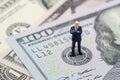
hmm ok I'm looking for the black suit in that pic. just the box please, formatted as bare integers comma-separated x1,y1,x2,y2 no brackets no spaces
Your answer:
70,26,82,55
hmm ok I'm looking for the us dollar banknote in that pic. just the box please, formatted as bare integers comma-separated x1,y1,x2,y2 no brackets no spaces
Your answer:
0,0,112,76
34,0,115,26
7,0,120,80
0,62,34,80
0,0,58,77
0,0,106,79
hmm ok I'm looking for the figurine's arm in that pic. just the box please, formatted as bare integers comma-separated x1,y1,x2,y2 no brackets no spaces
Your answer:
77,27,82,34
70,27,77,34
80,27,82,34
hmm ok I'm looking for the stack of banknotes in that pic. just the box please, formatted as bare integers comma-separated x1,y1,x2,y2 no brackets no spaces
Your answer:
0,0,119,80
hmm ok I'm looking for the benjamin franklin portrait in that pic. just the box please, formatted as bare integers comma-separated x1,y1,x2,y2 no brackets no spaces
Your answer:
94,5,120,80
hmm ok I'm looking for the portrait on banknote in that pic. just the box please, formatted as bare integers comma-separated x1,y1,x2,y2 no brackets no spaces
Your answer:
94,5,120,80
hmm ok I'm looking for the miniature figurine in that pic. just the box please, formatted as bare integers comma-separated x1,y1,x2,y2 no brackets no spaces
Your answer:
70,21,82,57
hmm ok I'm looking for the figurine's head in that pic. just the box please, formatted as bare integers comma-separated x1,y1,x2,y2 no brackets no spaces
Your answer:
94,6,120,65
74,21,79,27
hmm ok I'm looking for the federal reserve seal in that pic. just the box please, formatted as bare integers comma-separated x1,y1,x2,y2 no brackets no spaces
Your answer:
62,46,92,66
6,23,30,36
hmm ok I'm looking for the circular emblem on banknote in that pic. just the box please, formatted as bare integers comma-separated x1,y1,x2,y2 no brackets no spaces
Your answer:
6,23,30,36
61,46,92,66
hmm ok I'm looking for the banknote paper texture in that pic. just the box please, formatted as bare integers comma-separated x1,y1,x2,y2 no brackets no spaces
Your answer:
7,1,120,80
36,0,58,9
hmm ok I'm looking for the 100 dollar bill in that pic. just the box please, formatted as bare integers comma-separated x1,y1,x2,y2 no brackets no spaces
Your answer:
7,0,120,80
0,0,102,79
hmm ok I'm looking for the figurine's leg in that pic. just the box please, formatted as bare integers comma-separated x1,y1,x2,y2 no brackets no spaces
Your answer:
78,41,82,55
71,41,76,56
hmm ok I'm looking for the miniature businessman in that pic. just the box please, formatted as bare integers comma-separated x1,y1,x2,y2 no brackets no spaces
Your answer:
70,21,82,57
